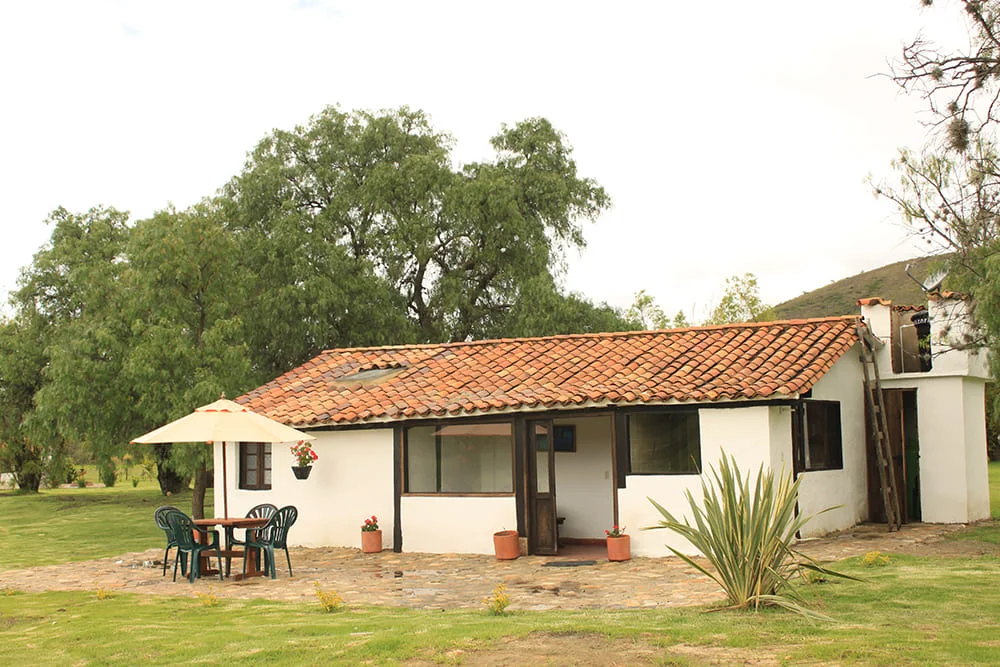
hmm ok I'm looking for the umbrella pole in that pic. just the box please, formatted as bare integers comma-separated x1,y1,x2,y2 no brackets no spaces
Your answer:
222,442,229,518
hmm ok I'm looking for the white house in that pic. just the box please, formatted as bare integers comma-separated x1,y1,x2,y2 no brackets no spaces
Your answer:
214,293,991,557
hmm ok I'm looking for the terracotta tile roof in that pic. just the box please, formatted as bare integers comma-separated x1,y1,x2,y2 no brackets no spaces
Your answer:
239,316,863,427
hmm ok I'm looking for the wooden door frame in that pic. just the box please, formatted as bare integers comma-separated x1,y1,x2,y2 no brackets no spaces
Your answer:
525,417,557,555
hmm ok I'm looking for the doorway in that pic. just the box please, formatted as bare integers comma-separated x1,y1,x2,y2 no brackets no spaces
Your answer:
526,419,558,555
867,389,920,522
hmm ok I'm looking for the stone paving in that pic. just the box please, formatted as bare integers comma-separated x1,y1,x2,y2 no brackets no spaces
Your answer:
0,522,973,611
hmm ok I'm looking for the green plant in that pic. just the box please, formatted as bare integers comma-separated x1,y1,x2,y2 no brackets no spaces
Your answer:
483,583,510,616
646,453,857,616
361,515,379,532
290,441,318,467
95,583,114,600
314,582,344,612
76,469,87,489
605,525,626,538
2,587,21,596
194,587,219,607
131,478,139,488
861,551,890,568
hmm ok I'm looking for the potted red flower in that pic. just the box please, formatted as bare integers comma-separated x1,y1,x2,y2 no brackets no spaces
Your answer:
290,441,318,479
361,515,382,553
605,525,630,561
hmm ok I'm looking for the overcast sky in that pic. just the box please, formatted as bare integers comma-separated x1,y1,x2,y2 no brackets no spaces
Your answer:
0,0,971,322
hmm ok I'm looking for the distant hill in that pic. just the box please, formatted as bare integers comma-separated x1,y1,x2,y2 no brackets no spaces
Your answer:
772,256,947,320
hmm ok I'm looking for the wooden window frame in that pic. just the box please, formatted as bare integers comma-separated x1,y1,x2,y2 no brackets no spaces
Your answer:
402,420,515,496
239,442,272,490
626,409,701,475
793,400,844,473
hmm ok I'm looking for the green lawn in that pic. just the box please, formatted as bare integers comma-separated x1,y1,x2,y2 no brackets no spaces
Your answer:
1,553,999,665
0,466,998,664
0,482,212,569
991,460,1000,518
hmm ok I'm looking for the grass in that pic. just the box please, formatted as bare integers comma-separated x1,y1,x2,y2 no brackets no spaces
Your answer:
1,554,999,664
0,482,212,569
0,464,998,664
772,255,941,319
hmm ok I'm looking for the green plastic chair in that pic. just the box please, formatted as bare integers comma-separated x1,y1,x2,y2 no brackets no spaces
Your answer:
153,505,187,577
166,510,224,583
243,505,298,579
226,503,278,576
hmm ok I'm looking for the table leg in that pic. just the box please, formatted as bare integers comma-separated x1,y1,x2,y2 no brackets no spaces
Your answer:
233,530,266,581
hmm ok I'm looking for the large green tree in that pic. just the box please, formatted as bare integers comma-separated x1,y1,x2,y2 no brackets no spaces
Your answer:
0,313,54,491
124,204,256,515
704,274,775,326
875,1,1000,456
223,106,612,346
12,207,134,488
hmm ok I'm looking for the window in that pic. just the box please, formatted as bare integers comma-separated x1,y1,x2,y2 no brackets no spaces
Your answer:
239,442,271,490
405,422,514,494
794,401,843,472
553,424,576,452
627,411,701,474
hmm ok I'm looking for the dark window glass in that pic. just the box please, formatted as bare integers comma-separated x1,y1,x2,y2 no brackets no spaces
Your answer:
628,411,701,474
405,422,513,494
795,401,843,472
239,442,272,490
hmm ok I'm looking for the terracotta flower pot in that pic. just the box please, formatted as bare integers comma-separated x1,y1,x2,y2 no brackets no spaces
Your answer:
607,535,631,561
493,530,520,560
361,529,383,553
292,465,312,480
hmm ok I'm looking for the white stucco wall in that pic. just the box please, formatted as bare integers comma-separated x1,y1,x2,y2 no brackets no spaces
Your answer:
401,496,517,554
619,350,870,557
621,406,774,558
964,379,991,520
214,428,395,549
797,348,869,536
880,375,991,524
553,415,615,539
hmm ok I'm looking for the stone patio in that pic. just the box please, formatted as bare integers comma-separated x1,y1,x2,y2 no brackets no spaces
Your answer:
0,522,975,611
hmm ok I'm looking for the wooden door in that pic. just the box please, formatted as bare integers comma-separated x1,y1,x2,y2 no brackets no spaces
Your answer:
527,419,558,555
867,389,915,522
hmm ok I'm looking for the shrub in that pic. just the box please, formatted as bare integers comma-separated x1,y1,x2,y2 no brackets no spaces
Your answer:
646,453,857,616
861,551,890,567
194,587,219,607
483,583,511,616
315,583,344,612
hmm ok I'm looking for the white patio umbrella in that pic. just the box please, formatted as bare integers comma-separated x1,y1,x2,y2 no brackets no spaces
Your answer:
132,397,315,516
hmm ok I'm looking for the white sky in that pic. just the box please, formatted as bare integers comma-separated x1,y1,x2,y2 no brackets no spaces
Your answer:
0,0,971,322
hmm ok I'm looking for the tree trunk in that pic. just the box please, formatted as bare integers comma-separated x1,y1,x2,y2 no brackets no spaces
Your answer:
15,470,42,492
191,463,210,519
154,444,188,495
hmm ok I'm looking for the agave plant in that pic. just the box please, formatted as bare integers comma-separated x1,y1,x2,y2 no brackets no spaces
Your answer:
646,453,857,616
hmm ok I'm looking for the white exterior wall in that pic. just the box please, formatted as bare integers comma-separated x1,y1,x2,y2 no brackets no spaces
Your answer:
401,496,516,554
620,406,773,558
619,350,869,557
797,348,869,536
553,415,615,539
878,374,991,523
965,379,991,520
862,295,990,524
214,429,395,548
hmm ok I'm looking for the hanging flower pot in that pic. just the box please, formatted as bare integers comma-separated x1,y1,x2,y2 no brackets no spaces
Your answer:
493,530,520,560
290,441,318,480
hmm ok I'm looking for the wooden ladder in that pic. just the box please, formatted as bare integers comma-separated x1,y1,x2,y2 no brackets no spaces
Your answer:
857,323,902,532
